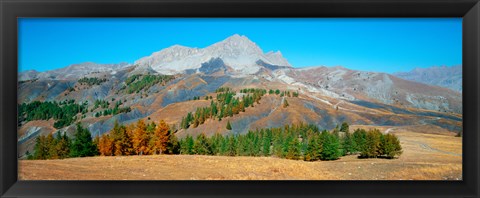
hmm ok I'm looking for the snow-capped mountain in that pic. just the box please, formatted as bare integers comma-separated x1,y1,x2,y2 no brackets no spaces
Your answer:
134,34,291,75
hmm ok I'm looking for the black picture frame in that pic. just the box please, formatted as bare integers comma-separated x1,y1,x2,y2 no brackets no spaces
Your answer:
1,0,479,197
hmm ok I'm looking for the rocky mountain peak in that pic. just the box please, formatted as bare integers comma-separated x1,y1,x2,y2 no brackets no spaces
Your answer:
206,34,263,55
149,44,199,59
134,34,293,75
265,50,291,66
221,34,255,46
266,50,282,56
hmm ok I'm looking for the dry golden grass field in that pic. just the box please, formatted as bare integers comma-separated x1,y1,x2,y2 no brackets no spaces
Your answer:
19,125,462,180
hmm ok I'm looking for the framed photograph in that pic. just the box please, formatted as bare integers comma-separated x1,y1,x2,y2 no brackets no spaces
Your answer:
1,0,479,197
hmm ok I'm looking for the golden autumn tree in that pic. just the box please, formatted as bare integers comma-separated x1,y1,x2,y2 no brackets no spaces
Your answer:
46,133,57,159
132,119,148,155
153,120,170,154
55,132,71,159
98,134,114,156
125,124,135,154
111,120,132,156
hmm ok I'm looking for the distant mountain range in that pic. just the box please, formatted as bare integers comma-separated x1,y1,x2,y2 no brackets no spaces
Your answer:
393,65,462,93
18,34,462,158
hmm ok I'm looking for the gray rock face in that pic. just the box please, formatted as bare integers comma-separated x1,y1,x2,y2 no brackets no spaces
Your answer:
18,80,75,103
87,108,147,137
264,51,291,66
134,34,292,75
199,58,229,75
393,65,462,92
161,75,230,107
256,60,291,71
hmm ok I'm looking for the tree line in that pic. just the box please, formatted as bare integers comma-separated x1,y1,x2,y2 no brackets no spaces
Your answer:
93,100,131,117
27,123,97,159
18,100,88,129
178,122,402,160
27,120,402,161
18,99,132,129
27,120,179,159
267,89,299,98
97,120,179,156
123,74,175,94
78,77,107,86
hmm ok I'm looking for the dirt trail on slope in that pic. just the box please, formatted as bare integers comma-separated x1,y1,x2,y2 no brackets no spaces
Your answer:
384,127,462,157
401,139,462,157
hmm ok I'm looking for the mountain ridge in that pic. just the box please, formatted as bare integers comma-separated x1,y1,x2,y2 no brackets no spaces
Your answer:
134,34,291,75
393,65,462,92
19,62,131,81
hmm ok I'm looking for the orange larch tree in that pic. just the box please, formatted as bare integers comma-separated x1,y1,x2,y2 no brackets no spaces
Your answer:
153,120,170,154
132,119,148,155
98,134,114,156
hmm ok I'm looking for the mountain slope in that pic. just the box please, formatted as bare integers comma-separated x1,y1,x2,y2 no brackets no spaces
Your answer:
281,66,462,114
17,34,463,158
393,65,462,92
19,62,131,81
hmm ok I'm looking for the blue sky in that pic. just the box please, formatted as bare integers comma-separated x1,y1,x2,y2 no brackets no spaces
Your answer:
18,18,462,73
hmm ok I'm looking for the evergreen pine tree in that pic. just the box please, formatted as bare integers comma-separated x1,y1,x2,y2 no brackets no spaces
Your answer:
193,133,211,155
70,123,98,157
180,135,194,155
227,135,237,156
286,137,302,160
261,131,272,156
304,133,321,161
226,121,232,130
380,133,403,158
342,131,357,155
166,131,180,154
340,122,349,133
359,129,382,158
353,129,367,153
319,131,341,160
